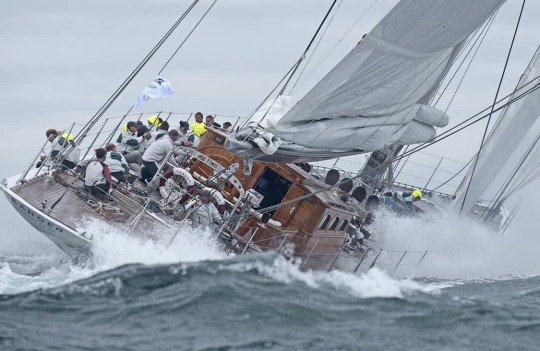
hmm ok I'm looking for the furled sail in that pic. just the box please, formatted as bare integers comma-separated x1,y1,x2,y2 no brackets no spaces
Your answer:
453,45,540,215
226,0,506,163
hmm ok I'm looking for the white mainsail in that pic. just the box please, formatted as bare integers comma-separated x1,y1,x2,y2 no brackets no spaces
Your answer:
226,0,506,163
453,46,540,215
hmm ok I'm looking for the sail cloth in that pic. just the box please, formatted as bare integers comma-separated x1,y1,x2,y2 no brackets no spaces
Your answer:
453,46,540,215
133,76,174,109
226,0,506,163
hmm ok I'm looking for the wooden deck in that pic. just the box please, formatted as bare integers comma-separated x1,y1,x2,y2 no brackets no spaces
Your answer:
12,171,165,235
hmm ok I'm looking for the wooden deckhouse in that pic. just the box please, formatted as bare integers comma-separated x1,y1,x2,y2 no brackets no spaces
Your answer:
191,128,362,270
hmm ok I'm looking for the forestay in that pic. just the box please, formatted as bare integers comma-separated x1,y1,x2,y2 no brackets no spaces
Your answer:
226,0,506,163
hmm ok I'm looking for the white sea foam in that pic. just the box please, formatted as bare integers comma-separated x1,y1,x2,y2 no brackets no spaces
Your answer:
0,218,226,294
369,204,540,279
0,261,95,295
225,255,425,298
87,218,225,267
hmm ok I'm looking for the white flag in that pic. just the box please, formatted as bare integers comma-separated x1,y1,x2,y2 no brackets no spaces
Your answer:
133,76,174,109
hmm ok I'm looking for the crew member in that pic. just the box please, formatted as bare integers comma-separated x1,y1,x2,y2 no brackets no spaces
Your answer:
147,115,163,132
412,189,422,202
190,112,206,147
205,115,221,128
39,129,80,170
175,121,193,147
222,121,232,132
84,148,112,198
189,190,223,229
104,143,130,185
140,129,180,183
191,112,206,137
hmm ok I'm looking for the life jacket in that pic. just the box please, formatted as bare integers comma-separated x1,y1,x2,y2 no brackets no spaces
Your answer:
191,122,207,137
61,132,74,141
148,115,162,129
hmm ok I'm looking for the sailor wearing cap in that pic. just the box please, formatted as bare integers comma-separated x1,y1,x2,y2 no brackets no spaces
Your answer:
188,190,223,229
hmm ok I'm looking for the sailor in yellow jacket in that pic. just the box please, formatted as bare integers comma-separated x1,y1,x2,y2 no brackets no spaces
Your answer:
190,112,207,147
191,112,206,137
147,115,163,132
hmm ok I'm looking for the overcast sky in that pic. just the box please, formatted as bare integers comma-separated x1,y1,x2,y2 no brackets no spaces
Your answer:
1,0,539,249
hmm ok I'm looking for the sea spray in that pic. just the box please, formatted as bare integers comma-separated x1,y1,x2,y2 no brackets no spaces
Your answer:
371,206,538,278
86,218,226,267
0,218,226,295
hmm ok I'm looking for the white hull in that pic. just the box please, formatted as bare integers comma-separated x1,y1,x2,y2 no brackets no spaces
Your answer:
1,177,91,257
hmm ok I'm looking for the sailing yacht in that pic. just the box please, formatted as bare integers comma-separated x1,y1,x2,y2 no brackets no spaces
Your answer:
2,0,535,271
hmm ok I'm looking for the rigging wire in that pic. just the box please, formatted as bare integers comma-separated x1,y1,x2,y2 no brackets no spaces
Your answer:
459,0,526,213
287,0,345,95
289,0,381,97
431,158,473,192
301,7,502,154
100,0,219,148
276,0,339,97
74,0,201,148
159,0,218,75
225,77,540,219
400,78,540,161
240,0,340,129
481,132,540,220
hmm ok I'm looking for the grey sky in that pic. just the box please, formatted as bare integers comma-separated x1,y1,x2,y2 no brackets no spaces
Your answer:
1,0,538,250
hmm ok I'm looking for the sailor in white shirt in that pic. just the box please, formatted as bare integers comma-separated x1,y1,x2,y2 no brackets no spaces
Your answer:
39,129,81,170
140,130,180,182
118,121,143,154
151,121,170,141
104,143,130,184
84,148,112,198
189,190,223,229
